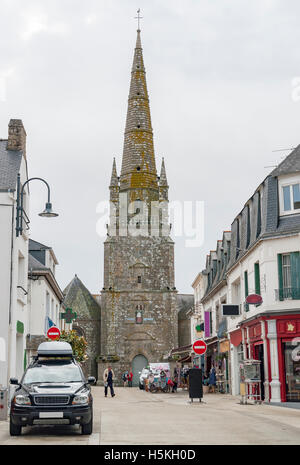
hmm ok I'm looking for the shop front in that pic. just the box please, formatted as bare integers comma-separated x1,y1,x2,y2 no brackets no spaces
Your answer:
229,328,244,395
216,339,230,393
240,318,267,401
276,315,300,402
239,313,300,403
204,336,218,376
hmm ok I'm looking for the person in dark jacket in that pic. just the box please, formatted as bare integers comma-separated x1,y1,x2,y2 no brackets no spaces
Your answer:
103,366,116,397
209,365,216,393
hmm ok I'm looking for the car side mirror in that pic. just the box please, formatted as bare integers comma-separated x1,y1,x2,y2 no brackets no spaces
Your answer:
87,376,96,385
10,378,19,385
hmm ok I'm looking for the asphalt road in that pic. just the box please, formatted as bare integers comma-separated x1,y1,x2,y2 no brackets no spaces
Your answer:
1,386,300,445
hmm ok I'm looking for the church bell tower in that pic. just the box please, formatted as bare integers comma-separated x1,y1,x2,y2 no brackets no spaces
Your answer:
98,26,178,385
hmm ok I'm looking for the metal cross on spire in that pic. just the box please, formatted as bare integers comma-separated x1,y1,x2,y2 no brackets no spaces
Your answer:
135,8,143,30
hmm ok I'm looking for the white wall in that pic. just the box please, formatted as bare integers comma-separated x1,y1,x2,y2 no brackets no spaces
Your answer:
226,233,300,335
0,192,14,387
28,276,62,336
0,157,30,387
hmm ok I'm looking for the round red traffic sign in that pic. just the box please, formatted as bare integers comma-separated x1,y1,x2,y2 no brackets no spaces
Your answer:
246,294,263,305
47,326,61,340
193,340,207,355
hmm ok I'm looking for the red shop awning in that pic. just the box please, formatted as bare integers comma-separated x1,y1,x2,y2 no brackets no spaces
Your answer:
230,329,242,347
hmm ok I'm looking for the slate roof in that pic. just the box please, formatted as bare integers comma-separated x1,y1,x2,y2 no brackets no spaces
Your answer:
177,294,194,319
28,253,48,271
63,275,101,321
29,239,51,251
0,140,22,191
271,144,300,176
202,145,300,300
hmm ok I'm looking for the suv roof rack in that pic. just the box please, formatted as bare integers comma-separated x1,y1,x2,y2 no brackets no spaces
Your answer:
37,341,73,358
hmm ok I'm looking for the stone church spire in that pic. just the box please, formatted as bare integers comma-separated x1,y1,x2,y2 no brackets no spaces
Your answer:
109,157,119,203
159,157,168,201
159,158,168,187
120,29,158,192
109,157,118,187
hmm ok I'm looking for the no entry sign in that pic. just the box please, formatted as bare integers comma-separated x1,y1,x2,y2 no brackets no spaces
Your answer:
47,327,61,340
193,340,207,355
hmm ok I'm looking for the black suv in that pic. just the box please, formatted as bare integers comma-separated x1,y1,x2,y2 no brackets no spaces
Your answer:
9,341,95,436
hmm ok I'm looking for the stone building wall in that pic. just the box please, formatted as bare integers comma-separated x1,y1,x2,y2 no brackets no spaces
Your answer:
99,236,177,385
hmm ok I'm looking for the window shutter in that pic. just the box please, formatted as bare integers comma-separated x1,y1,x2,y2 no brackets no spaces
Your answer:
254,263,261,295
277,254,283,301
244,271,249,311
290,252,300,299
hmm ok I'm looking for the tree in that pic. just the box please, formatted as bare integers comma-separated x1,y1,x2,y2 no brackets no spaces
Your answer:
59,330,88,364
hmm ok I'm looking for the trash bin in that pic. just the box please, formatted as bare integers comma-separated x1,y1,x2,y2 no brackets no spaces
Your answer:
188,368,203,402
0,388,8,421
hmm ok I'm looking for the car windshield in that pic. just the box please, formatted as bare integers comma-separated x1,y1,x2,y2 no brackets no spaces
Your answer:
22,362,83,384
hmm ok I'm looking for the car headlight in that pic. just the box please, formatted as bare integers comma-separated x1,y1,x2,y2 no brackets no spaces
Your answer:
72,392,89,405
14,394,31,406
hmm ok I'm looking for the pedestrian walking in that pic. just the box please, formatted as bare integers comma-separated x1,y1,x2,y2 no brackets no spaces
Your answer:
209,364,216,393
128,370,133,387
122,370,128,387
103,365,116,397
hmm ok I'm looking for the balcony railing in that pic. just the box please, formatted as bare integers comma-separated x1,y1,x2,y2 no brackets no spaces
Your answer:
275,287,300,301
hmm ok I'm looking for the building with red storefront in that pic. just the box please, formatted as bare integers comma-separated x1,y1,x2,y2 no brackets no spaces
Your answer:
195,145,300,403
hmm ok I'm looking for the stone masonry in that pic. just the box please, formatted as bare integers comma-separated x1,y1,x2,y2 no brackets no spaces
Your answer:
98,29,178,385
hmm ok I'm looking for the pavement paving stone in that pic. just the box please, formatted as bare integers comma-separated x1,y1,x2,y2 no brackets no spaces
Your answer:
0,386,300,445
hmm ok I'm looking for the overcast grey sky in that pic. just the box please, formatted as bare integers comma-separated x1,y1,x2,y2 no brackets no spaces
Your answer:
1,0,300,294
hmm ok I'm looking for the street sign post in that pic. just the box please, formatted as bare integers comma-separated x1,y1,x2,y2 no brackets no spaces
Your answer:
47,327,61,340
193,339,207,356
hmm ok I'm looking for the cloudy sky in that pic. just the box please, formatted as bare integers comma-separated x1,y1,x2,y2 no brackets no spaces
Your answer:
1,0,300,294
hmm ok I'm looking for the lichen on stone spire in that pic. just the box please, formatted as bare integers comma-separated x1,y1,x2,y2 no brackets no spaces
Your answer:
120,28,158,192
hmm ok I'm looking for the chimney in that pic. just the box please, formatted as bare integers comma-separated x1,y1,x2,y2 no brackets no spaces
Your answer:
7,119,27,159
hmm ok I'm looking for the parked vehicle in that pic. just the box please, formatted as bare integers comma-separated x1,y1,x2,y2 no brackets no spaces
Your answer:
9,341,95,436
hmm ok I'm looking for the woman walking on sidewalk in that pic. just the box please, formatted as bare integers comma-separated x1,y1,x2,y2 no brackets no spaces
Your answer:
103,365,116,397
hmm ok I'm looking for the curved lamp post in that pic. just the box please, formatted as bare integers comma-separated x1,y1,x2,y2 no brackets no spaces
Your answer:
16,174,58,236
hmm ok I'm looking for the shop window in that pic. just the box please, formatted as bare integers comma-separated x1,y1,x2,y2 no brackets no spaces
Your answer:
284,342,300,401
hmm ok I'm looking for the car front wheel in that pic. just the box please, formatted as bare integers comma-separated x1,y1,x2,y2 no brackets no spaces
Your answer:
10,419,22,436
82,416,93,435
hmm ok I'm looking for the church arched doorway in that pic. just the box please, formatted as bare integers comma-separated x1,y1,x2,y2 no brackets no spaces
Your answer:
132,354,148,387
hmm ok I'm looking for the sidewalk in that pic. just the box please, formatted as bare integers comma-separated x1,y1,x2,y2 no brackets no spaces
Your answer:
1,387,300,445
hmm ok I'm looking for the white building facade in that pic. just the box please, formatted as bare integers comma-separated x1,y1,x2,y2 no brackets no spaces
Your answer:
26,239,67,362
194,146,300,403
0,120,29,386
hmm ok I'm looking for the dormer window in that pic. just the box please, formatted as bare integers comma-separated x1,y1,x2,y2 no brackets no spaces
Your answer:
283,183,300,213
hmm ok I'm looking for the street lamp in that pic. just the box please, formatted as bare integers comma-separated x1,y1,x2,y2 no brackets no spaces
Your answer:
16,174,58,236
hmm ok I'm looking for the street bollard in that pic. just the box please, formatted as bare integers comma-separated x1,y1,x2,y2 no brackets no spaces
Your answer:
240,382,247,405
